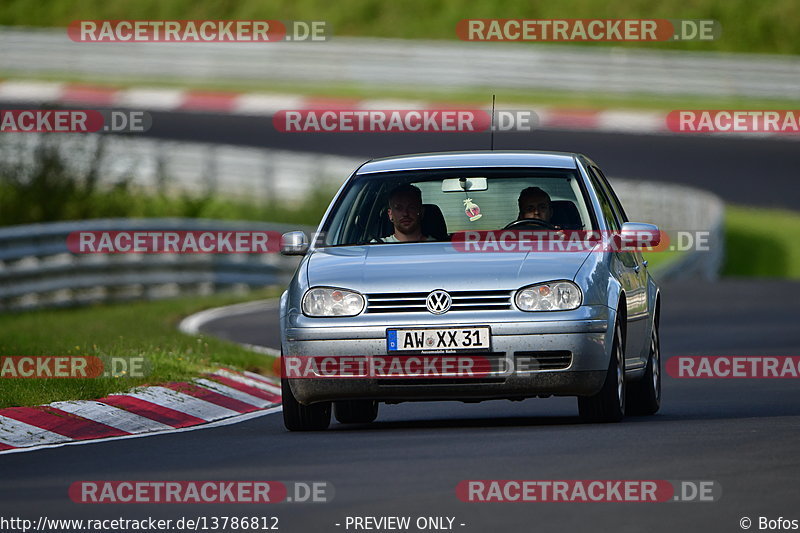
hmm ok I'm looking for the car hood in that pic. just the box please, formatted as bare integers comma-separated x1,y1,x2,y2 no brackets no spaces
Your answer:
306,243,592,293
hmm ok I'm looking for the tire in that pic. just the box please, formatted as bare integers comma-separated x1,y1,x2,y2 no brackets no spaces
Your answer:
578,320,625,423
625,321,661,416
334,400,379,424
281,378,331,431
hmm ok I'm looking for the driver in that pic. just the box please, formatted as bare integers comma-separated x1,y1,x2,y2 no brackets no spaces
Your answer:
381,184,436,243
517,186,554,222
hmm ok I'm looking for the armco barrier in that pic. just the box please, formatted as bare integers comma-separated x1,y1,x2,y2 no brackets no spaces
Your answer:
0,218,309,311
0,134,358,205
611,179,724,281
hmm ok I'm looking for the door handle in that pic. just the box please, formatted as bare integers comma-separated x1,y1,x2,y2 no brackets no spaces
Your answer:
633,265,641,273
642,260,648,268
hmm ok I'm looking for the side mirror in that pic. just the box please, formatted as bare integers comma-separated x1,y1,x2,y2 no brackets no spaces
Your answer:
619,222,661,250
280,231,309,256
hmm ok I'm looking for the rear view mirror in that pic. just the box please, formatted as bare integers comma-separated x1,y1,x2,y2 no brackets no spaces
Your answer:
442,177,487,192
620,222,661,249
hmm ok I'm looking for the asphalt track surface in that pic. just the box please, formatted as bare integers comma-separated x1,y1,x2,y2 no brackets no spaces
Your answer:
2,108,799,532
2,280,799,533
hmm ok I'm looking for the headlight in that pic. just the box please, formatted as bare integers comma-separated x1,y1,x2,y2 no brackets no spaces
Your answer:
302,287,365,317
515,281,582,311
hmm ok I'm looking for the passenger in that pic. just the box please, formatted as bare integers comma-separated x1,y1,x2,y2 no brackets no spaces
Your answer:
382,184,435,243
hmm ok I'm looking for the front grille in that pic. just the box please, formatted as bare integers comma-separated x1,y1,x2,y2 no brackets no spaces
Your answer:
513,351,572,371
366,290,512,313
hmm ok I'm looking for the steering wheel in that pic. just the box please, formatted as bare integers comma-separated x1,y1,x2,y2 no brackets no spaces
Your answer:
503,218,557,230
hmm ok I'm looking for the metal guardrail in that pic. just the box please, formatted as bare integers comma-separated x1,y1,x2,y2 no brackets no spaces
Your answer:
0,218,308,311
611,179,725,281
0,133,359,205
2,27,799,99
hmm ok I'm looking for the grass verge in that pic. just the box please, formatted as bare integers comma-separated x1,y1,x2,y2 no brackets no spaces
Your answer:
723,205,800,279
642,248,685,274
0,289,281,408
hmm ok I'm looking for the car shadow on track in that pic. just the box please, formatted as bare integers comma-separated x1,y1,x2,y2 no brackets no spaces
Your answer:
328,415,592,431
320,408,800,432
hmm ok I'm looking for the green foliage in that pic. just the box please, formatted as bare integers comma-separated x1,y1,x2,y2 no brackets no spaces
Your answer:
0,135,334,228
0,0,798,54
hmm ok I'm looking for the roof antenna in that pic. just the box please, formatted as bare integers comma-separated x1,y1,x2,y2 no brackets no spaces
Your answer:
490,94,496,151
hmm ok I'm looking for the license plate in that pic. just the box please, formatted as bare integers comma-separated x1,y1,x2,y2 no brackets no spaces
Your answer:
387,327,491,353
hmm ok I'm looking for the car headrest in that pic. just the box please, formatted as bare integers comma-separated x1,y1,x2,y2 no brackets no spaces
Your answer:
421,204,448,241
379,207,393,238
550,200,583,230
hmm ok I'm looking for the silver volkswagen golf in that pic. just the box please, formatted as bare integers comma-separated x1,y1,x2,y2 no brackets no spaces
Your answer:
279,151,661,430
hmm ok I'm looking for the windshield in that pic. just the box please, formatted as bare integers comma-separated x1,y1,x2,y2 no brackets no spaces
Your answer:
321,168,596,246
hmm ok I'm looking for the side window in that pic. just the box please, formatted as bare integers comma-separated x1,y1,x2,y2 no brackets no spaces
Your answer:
589,165,639,267
586,167,620,231
592,166,629,223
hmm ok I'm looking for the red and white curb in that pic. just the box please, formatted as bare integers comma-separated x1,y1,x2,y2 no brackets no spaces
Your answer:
0,79,670,135
0,368,281,455
5,79,796,139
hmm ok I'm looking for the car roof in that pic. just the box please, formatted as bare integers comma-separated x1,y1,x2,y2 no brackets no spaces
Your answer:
357,151,580,175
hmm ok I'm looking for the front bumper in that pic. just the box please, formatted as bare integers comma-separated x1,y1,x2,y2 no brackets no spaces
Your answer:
283,306,612,404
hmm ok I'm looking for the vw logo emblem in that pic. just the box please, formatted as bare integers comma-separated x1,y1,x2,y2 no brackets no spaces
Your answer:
426,290,451,314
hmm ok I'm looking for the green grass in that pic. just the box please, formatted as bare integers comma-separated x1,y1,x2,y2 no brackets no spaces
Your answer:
642,248,684,272
646,205,800,279
1,0,799,55
3,70,800,113
723,205,800,279
0,290,281,408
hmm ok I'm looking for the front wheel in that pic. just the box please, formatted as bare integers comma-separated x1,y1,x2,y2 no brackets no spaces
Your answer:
578,321,625,423
282,378,331,431
625,321,661,416
334,400,379,424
